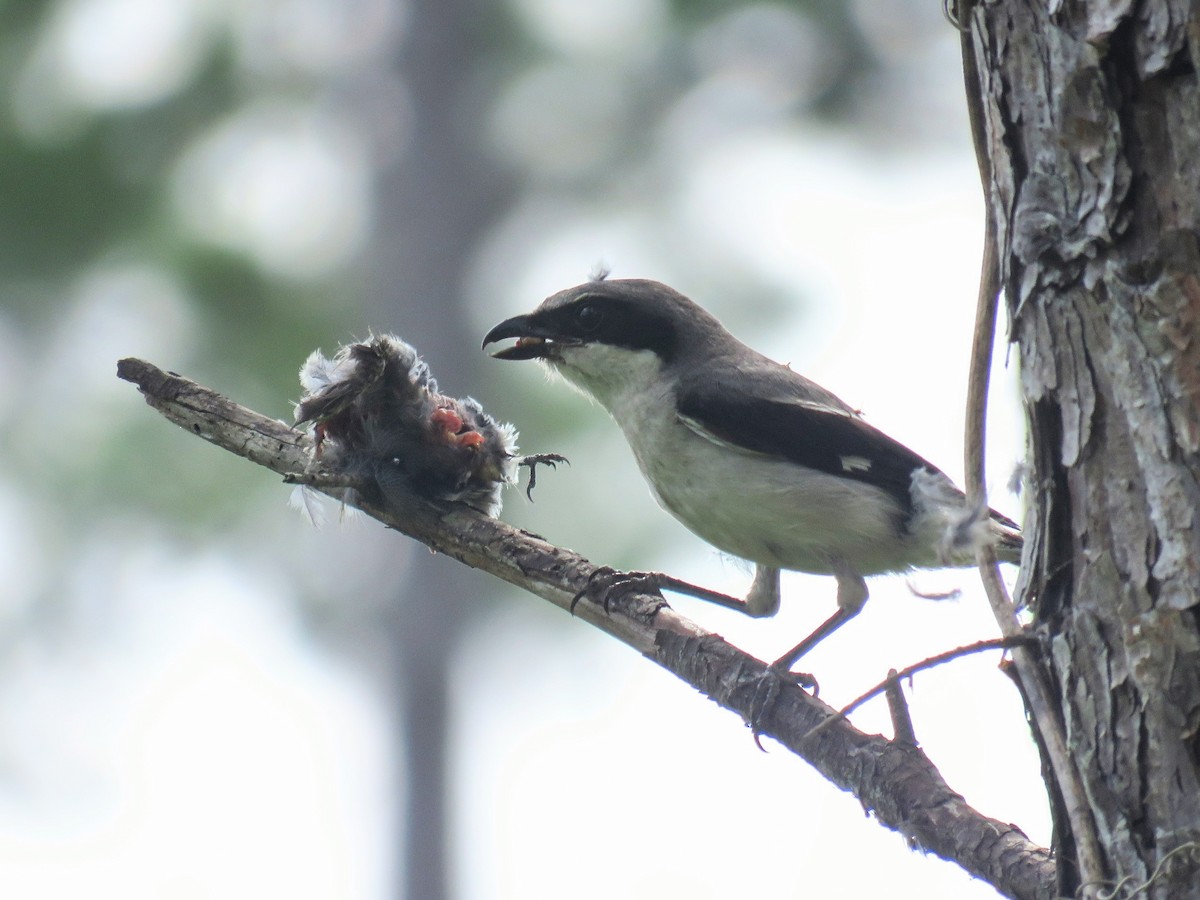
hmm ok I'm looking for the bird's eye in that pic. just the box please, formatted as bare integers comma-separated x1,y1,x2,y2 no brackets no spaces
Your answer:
576,303,603,332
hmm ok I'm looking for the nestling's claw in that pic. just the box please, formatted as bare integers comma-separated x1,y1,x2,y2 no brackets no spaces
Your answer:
518,453,569,501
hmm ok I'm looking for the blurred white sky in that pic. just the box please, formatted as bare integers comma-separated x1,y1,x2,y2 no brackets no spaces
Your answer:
0,1,1047,898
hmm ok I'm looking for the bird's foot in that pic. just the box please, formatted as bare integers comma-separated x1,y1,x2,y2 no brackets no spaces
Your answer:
517,453,569,500
746,665,783,750
742,660,819,751
768,658,820,694
570,566,664,615
744,664,815,747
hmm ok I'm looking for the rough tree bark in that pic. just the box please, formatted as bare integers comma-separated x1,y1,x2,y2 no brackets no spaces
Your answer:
962,1,1200,896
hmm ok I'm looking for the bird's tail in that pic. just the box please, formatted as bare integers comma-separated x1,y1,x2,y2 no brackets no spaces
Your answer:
988,510,1024,565
940,504,1023,567
910,469,1023,567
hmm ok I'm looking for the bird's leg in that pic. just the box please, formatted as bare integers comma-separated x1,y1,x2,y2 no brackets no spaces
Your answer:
570,565,779,617
571,568,738,614
650,564,782,615
772,571,869,673
743,565,782,617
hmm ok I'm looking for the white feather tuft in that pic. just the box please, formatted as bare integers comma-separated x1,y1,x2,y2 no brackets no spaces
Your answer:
910,468,998,565
298,347,355,393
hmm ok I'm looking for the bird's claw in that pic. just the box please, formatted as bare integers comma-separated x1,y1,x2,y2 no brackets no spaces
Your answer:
518,453,569,501
746,668,782,751
746,663,819,751
569,566,663,615
770,662,819,694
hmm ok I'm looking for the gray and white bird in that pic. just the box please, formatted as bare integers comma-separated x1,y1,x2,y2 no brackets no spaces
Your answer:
482,277,1021,672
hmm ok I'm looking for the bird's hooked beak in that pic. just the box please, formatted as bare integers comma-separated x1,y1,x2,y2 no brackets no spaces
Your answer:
482,313,578,361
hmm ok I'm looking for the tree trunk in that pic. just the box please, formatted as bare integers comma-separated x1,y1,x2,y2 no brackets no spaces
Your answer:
965,1,1200,896
369,1,514,898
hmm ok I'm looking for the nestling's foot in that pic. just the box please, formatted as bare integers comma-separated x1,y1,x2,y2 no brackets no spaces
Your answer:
517,453,569,500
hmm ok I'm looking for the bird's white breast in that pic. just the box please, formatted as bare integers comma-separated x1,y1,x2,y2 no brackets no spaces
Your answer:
567,349,917,578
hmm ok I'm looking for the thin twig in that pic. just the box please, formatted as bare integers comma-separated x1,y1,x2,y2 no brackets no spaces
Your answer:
804,636,1037,741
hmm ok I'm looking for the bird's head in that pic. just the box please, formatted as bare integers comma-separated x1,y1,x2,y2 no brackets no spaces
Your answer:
482,278,727,406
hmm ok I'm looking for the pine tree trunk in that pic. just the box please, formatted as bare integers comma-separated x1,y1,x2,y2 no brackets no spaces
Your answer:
964,2,1200,896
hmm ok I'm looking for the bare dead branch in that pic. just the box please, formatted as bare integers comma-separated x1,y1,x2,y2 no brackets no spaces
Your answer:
118,356,1056,900
806,636,1040,745
885,669,918,747
873,638,1037,716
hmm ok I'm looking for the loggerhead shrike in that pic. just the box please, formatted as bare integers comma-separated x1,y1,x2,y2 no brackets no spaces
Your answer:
482,276,1021,672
